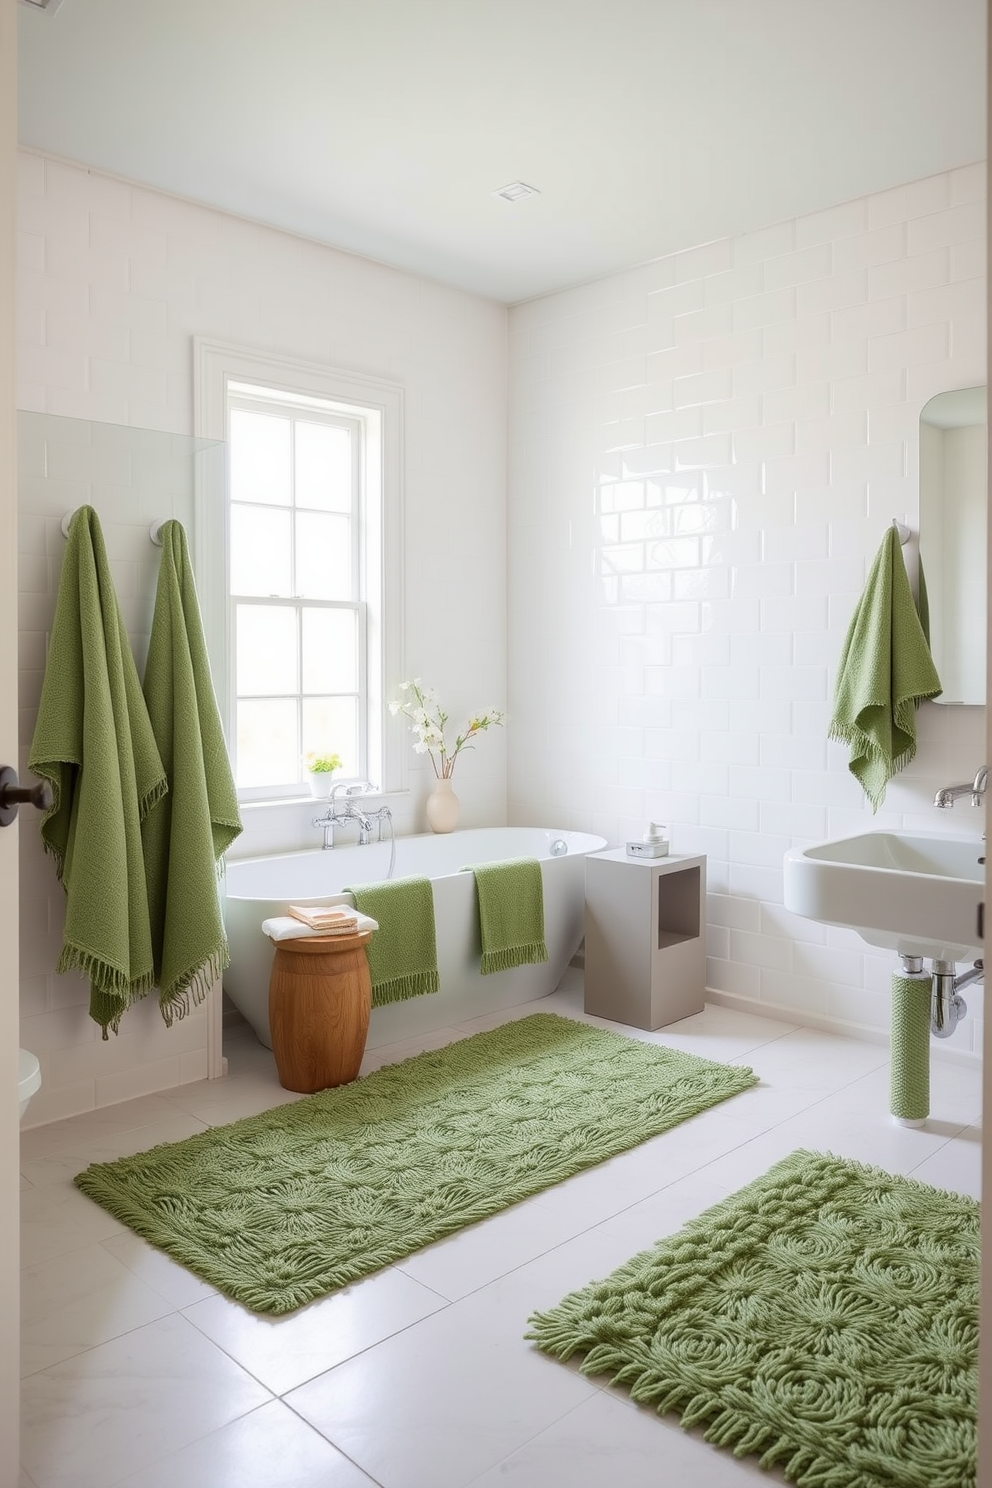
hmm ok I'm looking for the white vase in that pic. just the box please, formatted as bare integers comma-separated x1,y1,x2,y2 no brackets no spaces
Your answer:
308,772,335,798
426,777,460,833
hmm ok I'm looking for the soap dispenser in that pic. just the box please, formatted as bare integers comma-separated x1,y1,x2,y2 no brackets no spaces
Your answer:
625,822,669,859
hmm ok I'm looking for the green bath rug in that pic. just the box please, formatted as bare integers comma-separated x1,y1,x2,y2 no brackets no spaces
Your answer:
75,1012,756,1315
527,1149,979,1488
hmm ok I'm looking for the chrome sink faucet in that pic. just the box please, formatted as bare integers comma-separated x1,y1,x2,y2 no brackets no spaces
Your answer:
312,782,384,849
934,765,989,808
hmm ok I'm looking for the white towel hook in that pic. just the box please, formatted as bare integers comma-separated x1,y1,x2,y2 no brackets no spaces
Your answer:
891,519,911,545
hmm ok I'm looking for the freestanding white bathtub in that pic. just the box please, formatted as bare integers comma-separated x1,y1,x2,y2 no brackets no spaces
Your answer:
223,826,607,1050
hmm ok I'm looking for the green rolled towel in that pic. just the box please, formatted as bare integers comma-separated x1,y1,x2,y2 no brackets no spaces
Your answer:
828,525,942,810
345,877,440,1006
28,506,167,1038
890,970,931,1124
460,857,549,976
141,520,243,1026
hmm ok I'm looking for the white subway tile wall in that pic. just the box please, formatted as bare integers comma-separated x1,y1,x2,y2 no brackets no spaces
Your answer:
507,161,987,1057
16,150,508,1123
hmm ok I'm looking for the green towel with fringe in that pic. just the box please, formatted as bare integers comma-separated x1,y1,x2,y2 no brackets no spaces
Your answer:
828,526,942,811
345,877,439,1005
28,506,167,1038
141,521,243,1027
461,857,549,976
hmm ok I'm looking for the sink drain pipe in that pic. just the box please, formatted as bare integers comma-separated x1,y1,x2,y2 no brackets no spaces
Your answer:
931,959,980,1039
890,957,931,1128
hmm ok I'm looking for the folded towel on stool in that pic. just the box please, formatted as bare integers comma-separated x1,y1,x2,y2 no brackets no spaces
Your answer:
288,904,359,931
262,913,378,942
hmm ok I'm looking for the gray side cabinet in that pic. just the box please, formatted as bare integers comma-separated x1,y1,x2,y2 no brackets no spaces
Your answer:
583,849,707,1030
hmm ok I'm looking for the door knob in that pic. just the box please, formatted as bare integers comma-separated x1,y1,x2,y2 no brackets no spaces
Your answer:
0,766,54,827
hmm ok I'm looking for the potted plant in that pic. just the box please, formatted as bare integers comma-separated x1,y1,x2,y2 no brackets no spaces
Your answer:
303,751,342,798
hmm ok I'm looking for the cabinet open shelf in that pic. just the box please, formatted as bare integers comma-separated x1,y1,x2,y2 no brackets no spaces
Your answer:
584,850,706,1031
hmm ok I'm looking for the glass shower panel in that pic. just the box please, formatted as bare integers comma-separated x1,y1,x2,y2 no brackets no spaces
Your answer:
17,411,228,727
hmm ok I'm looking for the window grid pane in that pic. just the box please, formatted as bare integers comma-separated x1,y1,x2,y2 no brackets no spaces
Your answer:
301,607,358,694
302,696,359,779
295,421,353,513
230,505,293,597
235,604,299,696
229,408,291,506
237,698,299,787
295,511,353,600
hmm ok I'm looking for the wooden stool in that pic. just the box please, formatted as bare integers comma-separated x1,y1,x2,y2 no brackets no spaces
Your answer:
266,930,374,1093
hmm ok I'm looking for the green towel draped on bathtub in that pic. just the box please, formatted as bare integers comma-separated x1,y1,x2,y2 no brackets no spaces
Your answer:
345,877,440,1006
460,857,549,976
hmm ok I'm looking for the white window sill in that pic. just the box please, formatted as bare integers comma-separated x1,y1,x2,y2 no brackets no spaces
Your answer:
239,790,411,814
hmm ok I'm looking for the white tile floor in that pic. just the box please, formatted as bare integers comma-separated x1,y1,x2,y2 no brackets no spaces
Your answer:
19,972,983,1488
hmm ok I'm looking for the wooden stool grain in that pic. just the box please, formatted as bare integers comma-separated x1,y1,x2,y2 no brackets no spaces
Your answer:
266,929,374,1093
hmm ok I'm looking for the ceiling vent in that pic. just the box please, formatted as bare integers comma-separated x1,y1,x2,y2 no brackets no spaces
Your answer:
19,0,66,12
492,181,540,203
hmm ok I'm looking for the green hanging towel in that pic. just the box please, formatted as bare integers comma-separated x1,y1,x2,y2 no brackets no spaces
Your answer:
141,520,243,1026
460,857,549,976
828,525,942,810
28,506,167,1038
345,877,440,1006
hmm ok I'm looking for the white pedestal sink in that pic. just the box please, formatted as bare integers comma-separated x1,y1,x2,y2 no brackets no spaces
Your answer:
783,831,984,963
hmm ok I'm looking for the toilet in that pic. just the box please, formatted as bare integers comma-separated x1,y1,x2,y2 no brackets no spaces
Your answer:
19,1048,41,1122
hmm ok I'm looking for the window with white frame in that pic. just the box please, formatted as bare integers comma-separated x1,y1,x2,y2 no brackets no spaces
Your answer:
229,384,366,791
195,341,405,802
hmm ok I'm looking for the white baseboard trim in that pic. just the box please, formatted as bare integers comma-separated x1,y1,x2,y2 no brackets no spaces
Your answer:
705,987,983,1070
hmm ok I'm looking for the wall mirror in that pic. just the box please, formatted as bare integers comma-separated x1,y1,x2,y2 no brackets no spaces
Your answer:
919,385,987,706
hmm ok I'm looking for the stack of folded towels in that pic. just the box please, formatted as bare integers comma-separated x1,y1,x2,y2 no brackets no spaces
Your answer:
288,905,360,934
261,905,378,941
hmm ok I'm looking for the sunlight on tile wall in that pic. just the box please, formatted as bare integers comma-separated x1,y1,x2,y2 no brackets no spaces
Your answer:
507,164,987,1057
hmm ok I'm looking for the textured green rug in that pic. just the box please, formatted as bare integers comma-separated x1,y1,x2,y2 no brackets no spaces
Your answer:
527,1149,979,1488
74,1012,755,1315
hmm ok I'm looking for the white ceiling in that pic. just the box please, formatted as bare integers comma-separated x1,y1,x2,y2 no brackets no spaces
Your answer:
17,0,987,305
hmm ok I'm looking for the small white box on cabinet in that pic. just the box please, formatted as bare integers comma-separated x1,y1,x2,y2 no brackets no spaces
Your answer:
584,849,706,1030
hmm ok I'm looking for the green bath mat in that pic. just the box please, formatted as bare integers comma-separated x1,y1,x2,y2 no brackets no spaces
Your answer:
528,1149,979,1488
75,1013,756,1315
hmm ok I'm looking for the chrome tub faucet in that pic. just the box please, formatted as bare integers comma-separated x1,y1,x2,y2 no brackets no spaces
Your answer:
313,782,390,849
934,765,989,808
